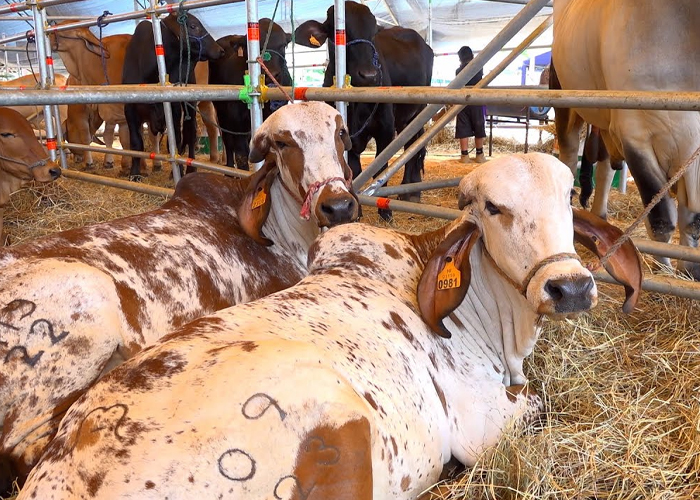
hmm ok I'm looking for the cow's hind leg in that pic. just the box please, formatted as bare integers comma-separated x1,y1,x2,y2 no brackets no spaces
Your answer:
676,199,700,280
624,145,677,268
124,104,145,180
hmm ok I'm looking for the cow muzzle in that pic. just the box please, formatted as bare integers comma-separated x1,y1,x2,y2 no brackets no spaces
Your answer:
315,189,360,227
527,259,598,316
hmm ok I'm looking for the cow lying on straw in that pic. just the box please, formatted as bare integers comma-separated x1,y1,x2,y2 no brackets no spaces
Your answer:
0,107,62,246
0,102,360,493
18,153,641,500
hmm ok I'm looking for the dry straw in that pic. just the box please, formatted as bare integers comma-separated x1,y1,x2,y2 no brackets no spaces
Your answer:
4,145,699,499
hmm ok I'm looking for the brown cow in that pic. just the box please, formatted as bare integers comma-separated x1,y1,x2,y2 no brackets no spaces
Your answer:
0,108,62,245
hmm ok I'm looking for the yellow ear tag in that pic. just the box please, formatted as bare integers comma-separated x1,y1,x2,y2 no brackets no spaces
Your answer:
437,259,461,291
309,35,321,46
251,189,267,210
237,46,244,57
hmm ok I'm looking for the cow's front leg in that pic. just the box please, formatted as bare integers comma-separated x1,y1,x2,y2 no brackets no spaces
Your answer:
124,104,144,180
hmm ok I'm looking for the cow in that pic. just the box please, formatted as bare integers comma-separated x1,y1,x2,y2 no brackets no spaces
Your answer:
552,0,700,278
122,12,224,180
0,107,62,246
0,102,360,493
208,18,292,170
49,27,133,171
194,62,221,164
296,1,434,204
0,74,68,133
62,77,104,169
17,153,642,500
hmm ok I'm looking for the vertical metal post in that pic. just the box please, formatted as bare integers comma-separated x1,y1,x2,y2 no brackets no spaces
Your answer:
354,0,552,190
619,161,628,193
40,7,67,168
149,0,181,182
31,1,57,162
246,0,263,170
427,0,433,47
334,0,348,124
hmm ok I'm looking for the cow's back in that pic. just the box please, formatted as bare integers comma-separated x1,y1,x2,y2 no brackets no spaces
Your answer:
376,27,433,87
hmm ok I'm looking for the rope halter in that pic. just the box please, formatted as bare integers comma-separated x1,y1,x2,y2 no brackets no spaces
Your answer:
482,247,581,297
0,153,51,171
279,175,353,221
345,39,383,139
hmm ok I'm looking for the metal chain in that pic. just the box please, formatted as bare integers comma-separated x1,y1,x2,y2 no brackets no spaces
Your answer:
599,142,700,266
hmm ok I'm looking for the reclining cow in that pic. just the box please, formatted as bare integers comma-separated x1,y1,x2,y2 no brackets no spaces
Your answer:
18,153,641,500
0,102,360,493
0,107,62,246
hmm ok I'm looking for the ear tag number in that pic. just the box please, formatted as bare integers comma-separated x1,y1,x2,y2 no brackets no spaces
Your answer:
437,258,461,291
309,35,321,46
252,189,267,210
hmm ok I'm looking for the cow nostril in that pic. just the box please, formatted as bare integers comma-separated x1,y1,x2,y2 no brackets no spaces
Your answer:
49,168,62,179
358,69,377,82
544,280,564,302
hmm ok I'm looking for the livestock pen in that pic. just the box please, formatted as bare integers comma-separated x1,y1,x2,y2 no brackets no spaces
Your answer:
1,0,700,498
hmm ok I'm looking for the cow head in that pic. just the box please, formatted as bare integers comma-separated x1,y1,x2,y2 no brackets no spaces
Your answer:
49,24,110,78
0,108,61,185
216,19,292,86
162,12,224,62
418,153,642,337
295,1,383,86
237,102,361,245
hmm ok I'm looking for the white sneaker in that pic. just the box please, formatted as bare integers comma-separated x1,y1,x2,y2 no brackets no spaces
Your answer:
474,153,488,163
460,154,471,163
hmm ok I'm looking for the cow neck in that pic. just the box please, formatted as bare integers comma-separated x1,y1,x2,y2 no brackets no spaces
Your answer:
262,179,319,268
441,240,540,386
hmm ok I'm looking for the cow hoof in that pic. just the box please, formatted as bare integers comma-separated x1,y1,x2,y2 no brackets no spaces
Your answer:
378,208,394,222
398,193,421,204
82,163,95,172
129,174,145,183
103,162,114,170
152,164,163,173
678,261,700,281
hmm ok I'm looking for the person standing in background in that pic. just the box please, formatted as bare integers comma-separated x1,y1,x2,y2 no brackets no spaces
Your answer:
455,46,488,163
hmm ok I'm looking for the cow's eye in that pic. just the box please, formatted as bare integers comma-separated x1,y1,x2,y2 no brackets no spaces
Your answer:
485,200,500,215
190,24,197,30
275,141,287,149
339,129,346,138
0,132,14,138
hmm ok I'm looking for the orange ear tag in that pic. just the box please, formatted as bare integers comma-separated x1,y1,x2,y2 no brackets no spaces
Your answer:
309,35,321,47
251,189,267,209
437,259,461,290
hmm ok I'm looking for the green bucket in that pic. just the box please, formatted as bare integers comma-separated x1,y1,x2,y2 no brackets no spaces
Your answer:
197,136,223,155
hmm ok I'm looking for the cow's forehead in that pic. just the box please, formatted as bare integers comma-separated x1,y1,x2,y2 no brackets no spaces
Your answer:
267,102,339,137
465,153,573,206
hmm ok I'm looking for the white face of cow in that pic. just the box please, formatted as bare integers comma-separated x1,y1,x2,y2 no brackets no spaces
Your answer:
248,102,360,228
459,153,597,315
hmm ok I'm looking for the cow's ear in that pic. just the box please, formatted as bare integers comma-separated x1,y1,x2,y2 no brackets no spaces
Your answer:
572,208,642,313
417,220,481,338
249,129,272,164
237,160,279,246
79,33,110,59
294,20,329,48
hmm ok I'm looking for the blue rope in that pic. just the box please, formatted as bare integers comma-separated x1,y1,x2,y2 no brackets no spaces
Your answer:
346,39,382,138
97,10,112,85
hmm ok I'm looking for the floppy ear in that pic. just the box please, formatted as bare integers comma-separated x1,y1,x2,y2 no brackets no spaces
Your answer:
79,32,110,58
249,129,272,164
417,220,481,338
294,20,329,48
237,160,279,246
572,208,642,313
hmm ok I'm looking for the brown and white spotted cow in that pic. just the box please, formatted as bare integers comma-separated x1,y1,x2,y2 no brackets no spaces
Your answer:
19,153,642,500
0,107,62,246
0,102,360,492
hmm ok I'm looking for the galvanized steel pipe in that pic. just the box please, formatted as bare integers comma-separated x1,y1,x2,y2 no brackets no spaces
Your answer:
62,169,175,198
246,0,263,157
372,177,462,197
334,0,348,124
351,0,552,190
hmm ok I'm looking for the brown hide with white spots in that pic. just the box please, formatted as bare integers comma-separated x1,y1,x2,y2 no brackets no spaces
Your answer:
18,154,641,500
0,107,61,246
0,102,359,491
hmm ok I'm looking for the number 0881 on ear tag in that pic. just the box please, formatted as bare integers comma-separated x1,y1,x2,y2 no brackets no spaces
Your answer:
437,259,461,290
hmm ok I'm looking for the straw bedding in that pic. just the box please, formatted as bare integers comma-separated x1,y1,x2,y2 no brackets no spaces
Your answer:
2,140,699,500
